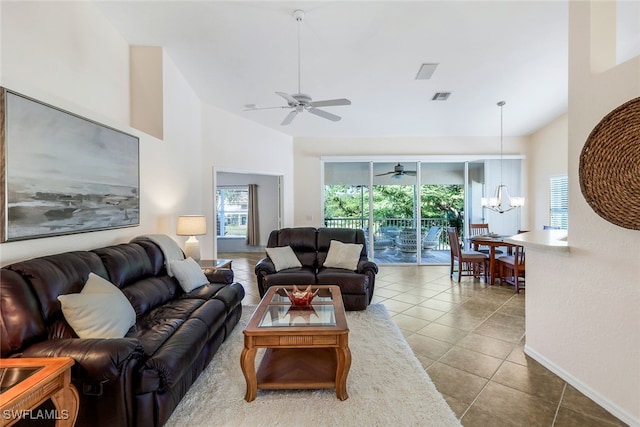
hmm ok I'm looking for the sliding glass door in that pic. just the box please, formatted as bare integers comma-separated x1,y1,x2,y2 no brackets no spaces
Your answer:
324,161,464,265
323,158,521,265
369,162,418,263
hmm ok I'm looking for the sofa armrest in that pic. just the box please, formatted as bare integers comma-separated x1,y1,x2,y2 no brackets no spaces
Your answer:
255,257,276,275
357,259,379,275
22,338,144,383
204,268,234,284
254,257,276,297
358,259,379,305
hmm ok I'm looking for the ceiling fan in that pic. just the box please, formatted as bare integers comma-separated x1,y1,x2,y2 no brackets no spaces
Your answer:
375,163,417,179
244,9,351,126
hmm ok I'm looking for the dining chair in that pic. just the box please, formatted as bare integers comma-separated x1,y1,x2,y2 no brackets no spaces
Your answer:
447,227,488,282
469,223,503,255
497,245,525,293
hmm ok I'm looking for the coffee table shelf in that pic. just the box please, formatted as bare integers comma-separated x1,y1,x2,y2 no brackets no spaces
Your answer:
256,348,337,389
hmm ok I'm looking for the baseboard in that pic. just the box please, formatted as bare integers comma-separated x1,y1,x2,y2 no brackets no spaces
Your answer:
524,345,639,427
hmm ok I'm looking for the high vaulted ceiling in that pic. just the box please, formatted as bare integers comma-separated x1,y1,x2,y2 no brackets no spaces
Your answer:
96,1,568,138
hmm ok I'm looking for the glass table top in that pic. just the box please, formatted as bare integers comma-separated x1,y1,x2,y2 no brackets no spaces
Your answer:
0,367,43,394
259,287,337,327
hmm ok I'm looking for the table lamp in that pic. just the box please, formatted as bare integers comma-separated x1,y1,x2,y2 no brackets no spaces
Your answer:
176,215,207,261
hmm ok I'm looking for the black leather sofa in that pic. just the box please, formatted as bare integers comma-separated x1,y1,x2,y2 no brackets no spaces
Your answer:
0,237,244,427
255,227,378,310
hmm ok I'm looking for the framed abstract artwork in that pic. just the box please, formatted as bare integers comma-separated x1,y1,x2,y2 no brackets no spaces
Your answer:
0,88,139,242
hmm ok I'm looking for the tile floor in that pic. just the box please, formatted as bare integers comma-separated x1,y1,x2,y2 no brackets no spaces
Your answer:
224,252,627,427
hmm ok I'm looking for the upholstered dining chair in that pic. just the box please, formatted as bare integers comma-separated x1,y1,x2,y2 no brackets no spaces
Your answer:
497,245,526,293
447,227,488,282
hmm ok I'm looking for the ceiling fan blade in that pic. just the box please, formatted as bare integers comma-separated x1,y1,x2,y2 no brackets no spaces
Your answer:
375,172,395,176
310,98,351,108
308,107,341,122
243,105,288,111
276,92,299,106
405,171,417,176
281,110,298,126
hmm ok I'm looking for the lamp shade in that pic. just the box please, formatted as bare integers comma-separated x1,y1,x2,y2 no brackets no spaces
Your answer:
176,215,207,236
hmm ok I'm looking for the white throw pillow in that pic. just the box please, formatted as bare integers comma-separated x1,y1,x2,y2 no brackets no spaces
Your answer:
170,257,209,292
266,246,302,272
57,273,136,339
323,240,363,271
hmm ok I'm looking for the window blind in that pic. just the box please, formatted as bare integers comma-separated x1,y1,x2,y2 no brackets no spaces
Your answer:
549,175,568,229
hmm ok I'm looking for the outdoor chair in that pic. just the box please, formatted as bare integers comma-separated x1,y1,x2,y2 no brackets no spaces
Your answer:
422,226,442,255
447,227,488,282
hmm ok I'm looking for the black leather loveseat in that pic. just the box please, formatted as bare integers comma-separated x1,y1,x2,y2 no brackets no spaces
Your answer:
255,227,378,310
0,236,244,427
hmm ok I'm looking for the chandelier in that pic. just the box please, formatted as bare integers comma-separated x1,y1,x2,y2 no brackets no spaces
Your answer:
481,101,524,213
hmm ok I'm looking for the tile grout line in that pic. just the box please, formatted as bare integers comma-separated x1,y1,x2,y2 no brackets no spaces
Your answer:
448,291,524,422
551,383,567,426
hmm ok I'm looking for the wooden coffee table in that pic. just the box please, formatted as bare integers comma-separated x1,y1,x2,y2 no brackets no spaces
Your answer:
0,357,79,427
240,285,351,402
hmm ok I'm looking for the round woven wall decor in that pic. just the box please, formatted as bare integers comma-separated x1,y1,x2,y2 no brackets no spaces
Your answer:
579,97,640,230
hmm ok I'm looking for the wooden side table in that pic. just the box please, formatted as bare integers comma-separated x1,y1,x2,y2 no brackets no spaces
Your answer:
0,357,79,427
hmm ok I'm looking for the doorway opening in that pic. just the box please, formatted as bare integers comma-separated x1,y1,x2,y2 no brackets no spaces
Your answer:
215,171,282,254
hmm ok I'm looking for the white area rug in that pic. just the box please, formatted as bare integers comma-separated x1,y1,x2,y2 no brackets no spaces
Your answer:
166,304,461,426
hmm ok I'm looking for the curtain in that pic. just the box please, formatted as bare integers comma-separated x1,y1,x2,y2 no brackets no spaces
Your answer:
246,184,259,245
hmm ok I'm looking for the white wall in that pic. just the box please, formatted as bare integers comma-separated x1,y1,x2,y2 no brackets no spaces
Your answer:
293,136,528,227
200,103,293,258
528,114,568,231
524,2,640,425
0,1,293,266
0,1,139,264
482,159,524,236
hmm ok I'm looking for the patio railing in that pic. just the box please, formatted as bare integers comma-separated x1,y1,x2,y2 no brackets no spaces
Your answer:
324,217,452,250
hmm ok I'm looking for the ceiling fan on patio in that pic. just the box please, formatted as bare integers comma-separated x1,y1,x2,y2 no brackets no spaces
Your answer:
243,9,351,126
375,163,417,179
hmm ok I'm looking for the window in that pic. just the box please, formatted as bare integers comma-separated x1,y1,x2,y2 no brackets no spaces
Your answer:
549,175,568,229
216,187,248,237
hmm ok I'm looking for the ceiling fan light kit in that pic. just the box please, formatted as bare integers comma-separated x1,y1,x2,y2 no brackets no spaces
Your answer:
245,9,351,126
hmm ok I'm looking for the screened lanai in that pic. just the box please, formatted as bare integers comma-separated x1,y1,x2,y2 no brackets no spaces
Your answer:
322,158,523,265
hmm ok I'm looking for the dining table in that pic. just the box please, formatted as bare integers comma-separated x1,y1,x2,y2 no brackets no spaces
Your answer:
469,235,516,285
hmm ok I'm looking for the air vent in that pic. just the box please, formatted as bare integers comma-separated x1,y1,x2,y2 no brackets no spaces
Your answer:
432,92,451,101
415,63,439,80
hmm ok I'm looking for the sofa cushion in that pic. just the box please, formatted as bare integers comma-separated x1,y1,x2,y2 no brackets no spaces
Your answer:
266,246,302,271
316,269,369,295
133,298,227,392
170,258,208,292
181,282,245,315
323,240,363,271
267,227,318,267
262,267,317,287
58,273,136,339
317,228,367,266
0,269,47,357
6,251,108,323
133,238,168,276
92,244,154,288
120,276,178,317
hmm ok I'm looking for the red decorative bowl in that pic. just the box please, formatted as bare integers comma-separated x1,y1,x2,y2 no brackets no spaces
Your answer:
284,285,319,306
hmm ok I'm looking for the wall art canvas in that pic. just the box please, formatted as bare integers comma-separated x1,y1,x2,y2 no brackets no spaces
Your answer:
0,88,139,241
